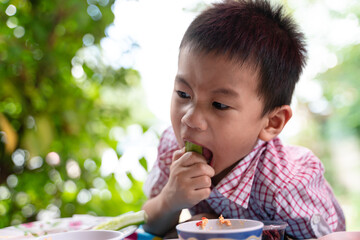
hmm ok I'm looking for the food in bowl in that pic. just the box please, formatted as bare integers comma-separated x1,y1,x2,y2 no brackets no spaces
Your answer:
195,215,232,230
218,214,232,226
196,217,209,229
177,218,264,240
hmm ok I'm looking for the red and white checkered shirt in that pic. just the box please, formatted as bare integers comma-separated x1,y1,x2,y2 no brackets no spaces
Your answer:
144,127,346,239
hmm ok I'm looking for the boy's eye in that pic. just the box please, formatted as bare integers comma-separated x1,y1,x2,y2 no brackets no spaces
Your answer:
212,101,229,110
176,90,190,99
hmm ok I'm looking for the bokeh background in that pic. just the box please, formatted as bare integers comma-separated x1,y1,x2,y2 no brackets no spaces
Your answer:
1,0,360,231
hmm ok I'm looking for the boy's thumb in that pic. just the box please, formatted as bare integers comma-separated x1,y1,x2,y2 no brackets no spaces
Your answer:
172,147,185,162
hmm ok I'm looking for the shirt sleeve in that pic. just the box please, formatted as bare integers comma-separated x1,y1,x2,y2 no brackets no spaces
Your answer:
143,127,179,198
273,147,346,239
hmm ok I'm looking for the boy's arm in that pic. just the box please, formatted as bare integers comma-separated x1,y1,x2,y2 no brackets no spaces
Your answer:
142,148,215,236
142,192,182,236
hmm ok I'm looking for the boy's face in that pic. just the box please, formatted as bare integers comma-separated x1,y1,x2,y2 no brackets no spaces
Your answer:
171,47,269,177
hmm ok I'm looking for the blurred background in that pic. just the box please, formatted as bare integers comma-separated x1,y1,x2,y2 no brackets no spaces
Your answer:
0,0,359,231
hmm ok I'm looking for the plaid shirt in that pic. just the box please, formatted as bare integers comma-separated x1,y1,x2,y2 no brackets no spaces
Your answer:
144,127,346,239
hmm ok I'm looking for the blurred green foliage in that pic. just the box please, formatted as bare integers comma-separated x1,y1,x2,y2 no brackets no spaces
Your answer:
319,44,360,138
317,43,360,230
0,0,154,227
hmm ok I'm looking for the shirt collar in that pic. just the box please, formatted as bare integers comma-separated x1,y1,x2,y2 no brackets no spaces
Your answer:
214,139,267,209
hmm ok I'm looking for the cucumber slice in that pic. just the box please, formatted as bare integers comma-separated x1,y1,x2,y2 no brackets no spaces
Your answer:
185,141,203,154
93,210,147,231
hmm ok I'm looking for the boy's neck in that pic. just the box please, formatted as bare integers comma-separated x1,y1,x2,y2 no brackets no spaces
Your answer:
211,159,242,186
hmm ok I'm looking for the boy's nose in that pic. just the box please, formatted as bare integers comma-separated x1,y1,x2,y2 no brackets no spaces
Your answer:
181,106,207,131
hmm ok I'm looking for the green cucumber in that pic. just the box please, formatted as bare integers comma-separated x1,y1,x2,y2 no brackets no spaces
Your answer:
93,210,147,231
185,141,203,154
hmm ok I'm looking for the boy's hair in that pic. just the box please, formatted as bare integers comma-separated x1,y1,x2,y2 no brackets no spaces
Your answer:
180,0,307,115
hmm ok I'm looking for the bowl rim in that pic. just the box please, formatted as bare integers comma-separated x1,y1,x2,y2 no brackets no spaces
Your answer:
176,219,264,234
262,220,288,230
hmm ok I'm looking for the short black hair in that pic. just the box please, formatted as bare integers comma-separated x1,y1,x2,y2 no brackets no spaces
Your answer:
180,0,307,115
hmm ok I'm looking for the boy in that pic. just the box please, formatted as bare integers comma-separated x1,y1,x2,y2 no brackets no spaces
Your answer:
142,0,345,239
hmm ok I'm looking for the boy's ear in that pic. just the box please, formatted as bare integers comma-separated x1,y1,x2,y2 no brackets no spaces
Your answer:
259,105,292,142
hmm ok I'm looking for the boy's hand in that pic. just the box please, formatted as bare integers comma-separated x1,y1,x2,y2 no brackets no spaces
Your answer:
160,148,215,212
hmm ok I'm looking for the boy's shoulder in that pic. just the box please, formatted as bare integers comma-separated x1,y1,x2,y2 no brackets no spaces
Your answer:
258,137,325,191
266,137,323,169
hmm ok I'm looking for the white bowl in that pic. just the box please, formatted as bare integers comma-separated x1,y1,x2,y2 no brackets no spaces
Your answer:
176,219,264,240
36,230,124,240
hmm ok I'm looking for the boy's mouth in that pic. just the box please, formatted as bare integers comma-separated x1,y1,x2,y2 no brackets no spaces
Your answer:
185,141,213,166
202,147,213,165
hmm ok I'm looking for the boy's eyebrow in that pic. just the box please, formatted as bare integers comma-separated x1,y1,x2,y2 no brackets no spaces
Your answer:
175,76,191,88
212,88,239,98
175,75,239,97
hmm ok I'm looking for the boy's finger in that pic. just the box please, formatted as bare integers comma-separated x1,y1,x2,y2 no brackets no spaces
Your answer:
191,187,212,202
172,147,185,162
180,152,208,167
178,161,215,178
188,162,215,178
191,175,212,190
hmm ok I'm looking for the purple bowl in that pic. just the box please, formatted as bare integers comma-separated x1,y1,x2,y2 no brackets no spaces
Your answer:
262,221,288,240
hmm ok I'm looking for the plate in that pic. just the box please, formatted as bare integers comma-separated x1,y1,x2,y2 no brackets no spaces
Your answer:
36,230,124,240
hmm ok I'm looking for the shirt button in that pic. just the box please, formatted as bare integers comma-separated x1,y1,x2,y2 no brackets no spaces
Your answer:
312,214,321,225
